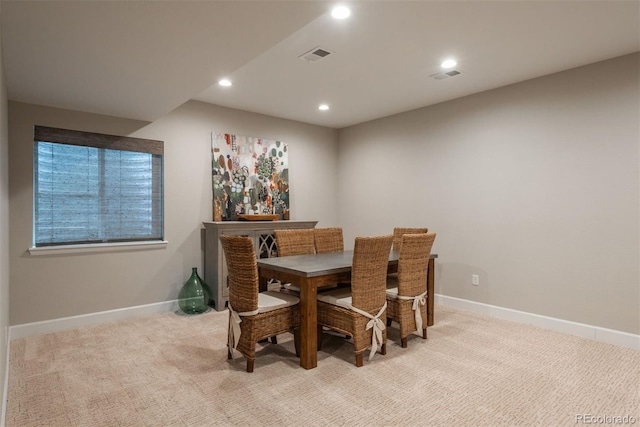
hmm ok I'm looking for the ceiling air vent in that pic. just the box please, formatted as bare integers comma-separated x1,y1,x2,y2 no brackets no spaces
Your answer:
299,47,333,63
429,69,462,80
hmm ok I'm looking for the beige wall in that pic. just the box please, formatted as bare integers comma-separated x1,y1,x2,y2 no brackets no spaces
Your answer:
338,53,640,334
8,100,338,325
7,51,639,335
0,2,11,410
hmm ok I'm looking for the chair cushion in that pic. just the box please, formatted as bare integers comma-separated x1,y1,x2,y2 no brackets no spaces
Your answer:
257,291,299,313
385,287,399,299
282,283,300,293
316,287,353,310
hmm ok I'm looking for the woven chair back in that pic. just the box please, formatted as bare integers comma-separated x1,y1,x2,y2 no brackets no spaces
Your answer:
351,235,393,314
275,229,315,257
314,227,344,254
397,233,437,297
220,235,259,312
392,227,428,251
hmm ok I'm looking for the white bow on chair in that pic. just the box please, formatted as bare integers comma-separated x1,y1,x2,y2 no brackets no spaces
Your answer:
397,290,427,336
227,303,259,358
349,302,387,361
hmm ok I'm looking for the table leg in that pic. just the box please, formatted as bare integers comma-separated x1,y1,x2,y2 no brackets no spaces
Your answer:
427,258,435,326
298,277,318,369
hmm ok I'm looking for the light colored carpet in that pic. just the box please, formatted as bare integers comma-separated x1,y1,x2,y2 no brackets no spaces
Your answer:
7,305,639,426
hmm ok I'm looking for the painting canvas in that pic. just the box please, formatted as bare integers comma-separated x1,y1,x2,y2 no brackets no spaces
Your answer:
211,132,289,221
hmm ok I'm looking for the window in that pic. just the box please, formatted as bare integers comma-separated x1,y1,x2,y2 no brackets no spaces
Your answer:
33,126,164,247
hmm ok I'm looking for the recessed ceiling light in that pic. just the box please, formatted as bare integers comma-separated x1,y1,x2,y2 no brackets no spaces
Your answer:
441,59,457,69
331,5,351,20
218,79,232,87
318,104,330,111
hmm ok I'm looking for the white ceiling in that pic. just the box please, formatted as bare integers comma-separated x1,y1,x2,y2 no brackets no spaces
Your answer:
2,1,639,129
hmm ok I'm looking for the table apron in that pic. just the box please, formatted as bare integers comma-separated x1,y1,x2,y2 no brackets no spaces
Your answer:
259,268,350,289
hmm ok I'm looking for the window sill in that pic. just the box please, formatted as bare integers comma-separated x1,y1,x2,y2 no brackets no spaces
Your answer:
28,240,169,256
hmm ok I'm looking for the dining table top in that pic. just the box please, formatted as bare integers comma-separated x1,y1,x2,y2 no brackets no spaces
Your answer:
256,249,438,277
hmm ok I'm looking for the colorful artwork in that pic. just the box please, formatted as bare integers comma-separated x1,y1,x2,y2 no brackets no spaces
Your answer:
211,132,289,221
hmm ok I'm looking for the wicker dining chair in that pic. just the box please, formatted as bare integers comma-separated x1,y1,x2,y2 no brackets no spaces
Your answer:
386,232,436,348
274,229,316,257
314,227,350,290
316,234,393,367
313,227,344,254
392,227,428,251
220,235,300,373
273,229,316,294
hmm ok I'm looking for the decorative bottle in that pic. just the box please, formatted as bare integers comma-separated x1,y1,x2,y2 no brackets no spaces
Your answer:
178,267,211,315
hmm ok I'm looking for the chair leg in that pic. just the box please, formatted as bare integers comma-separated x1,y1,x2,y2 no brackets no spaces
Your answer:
355,353,363,367
270,335,278,344
381,343,387,355
401,337,408,348
422,328,427,339
227,346,233,360
317,325,323,350
246,340,256,371
294,329,300,357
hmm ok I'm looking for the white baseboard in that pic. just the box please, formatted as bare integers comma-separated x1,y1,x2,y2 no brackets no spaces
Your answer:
7,295,639,350
435,294,640,350
9,300,180,340
1,327,9,427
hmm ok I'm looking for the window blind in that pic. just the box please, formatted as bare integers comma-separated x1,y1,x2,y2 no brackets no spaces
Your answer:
33,126,164,247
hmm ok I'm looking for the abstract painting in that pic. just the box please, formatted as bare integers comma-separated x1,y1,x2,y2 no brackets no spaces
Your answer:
211,132,289,221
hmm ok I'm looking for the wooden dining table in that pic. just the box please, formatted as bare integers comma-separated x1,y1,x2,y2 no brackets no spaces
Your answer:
257,250,438,370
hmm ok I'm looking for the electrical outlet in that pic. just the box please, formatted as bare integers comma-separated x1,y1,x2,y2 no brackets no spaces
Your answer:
472,274,479,286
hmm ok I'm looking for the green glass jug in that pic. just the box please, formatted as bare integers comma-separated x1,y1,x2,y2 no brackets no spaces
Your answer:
178,267,211,315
